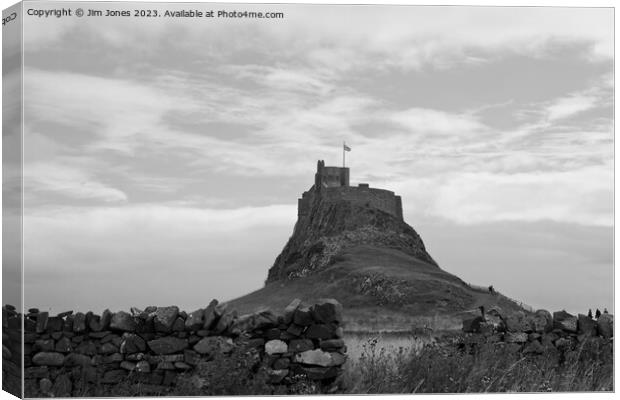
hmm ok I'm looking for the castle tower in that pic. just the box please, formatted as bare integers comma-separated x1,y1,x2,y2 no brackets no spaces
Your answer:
314,160,349,192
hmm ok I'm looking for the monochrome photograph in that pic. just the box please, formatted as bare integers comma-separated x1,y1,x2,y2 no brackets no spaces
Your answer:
2,1,614,397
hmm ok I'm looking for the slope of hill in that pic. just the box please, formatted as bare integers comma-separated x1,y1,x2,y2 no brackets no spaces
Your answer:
228,196,528,331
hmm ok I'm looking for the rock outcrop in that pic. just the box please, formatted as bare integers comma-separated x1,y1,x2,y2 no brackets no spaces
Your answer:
267,198,437,282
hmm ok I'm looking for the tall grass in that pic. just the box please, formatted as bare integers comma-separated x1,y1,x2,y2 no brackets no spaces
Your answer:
344,335,613,393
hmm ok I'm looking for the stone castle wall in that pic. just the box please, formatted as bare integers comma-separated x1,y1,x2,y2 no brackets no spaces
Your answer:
298,185,403,220
2,299,347,397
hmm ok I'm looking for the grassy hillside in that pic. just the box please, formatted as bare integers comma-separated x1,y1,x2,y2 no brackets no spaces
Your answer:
227,244,526,332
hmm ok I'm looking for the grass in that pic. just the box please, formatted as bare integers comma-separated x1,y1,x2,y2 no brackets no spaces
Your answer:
343,333,614,393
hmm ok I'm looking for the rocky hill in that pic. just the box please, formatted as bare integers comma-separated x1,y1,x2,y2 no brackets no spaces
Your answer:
229,164,529,331
267,198,437,282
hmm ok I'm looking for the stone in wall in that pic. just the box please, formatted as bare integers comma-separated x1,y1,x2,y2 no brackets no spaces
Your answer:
110,311,137,332
530,310,553,333
553,311,577,333
577,314,597,336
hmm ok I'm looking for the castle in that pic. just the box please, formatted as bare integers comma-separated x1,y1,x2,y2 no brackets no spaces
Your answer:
297,160,403,220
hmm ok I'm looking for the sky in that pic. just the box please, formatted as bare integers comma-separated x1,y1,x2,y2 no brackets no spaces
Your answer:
9,2,613,314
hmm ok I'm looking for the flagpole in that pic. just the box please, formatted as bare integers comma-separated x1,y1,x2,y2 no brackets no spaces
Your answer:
342,142,345,168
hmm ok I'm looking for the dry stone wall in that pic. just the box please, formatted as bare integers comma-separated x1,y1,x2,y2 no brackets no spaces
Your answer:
2,299,347,397
461,308,613,356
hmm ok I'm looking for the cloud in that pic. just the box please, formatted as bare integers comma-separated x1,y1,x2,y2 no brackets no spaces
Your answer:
23,67,363,179
24,162,128,203
398,164,613,227
225,64,335,95
389,108,486,135
26,203,296,236
545,94,598,122
508,71,612,128
24,68,191,155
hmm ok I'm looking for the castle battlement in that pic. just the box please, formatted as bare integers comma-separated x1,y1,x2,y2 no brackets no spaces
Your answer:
298,160,403,220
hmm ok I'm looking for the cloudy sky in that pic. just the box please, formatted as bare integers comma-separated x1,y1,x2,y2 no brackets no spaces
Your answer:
15,2,613,314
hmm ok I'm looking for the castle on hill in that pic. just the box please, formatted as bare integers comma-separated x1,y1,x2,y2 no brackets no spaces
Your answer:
297,160,403,220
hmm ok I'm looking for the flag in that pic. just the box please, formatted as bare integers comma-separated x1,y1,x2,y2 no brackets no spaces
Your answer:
343,143,351,152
